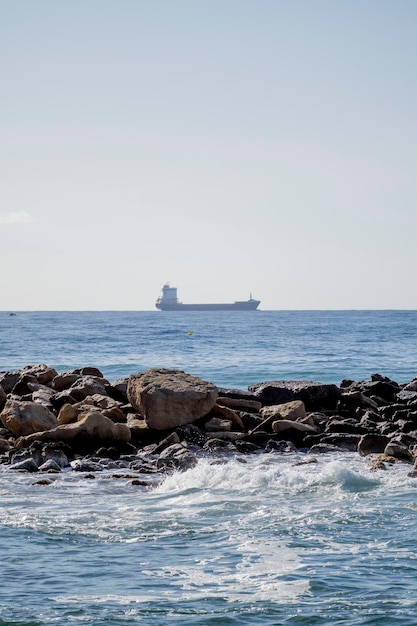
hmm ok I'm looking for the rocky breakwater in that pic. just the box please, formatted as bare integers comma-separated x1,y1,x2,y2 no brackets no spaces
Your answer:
1,365,417,484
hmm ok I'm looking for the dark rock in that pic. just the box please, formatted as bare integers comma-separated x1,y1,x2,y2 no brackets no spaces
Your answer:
234,440,261,454
265,440,298,453
10,458,39,472
156,443,198,472
0,371,20,394
248,380,340,411
357,434,391,456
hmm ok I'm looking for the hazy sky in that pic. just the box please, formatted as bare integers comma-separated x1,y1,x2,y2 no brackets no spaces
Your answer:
1,0,416,310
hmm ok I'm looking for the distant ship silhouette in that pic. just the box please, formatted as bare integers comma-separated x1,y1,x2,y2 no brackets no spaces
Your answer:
155,284,260,311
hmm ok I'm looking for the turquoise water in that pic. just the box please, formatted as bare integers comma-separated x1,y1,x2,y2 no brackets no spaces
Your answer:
1,310,417,625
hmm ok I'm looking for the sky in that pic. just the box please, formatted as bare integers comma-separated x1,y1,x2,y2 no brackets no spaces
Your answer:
1,0,417,310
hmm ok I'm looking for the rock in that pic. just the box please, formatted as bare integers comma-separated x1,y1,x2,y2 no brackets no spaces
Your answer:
0,386,6,411
51,373,80,391
21,364,58,386
383,441,414,463
38,459,62,472
10,458,39,472
0,436,11,452
57,403,79,425
0,371,20,394
72,366,104,378
127,369,218,431
0,400,58,437
209,403,244,429
272,419,318,435
12,374,38,396
153,432,181,454
156,443,198,472
217,396,262,413
69,376,109,401
249,380,340,411
357,434,391,456
265,440,298,453
42,443,70,468
204,417,232,432
16,412,131,454
260,400,306,421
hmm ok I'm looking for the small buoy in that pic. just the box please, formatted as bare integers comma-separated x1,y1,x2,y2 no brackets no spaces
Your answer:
187,331,193,336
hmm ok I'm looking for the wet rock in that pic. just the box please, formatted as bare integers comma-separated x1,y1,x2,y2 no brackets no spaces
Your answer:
38,459,62,472
70,459,104,472
0,400,58,437
156,443,198,472
383,441,414,463
357,433,391,457
127,369,218,430
10,458,39,472
265,439,298,453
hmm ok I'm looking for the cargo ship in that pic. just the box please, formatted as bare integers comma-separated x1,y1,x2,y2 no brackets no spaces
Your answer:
155,284,260,311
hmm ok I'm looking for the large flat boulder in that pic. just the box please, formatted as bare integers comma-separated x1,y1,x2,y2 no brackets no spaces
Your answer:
127,369,218,430
16,411,131,454
248,380,340,411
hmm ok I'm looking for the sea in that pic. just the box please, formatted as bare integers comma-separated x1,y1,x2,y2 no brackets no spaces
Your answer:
1,309,417,626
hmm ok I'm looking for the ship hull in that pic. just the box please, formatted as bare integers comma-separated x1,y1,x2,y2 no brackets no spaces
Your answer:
156,300,260,311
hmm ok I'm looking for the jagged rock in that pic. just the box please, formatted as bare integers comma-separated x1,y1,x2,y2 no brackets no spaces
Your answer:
357,433,391,456
0,371,21,393
21,364,58,385
51,373,80,391
0,400,58,437
72,366,104,378
15,412,131,454
156,443,198,472
12,374,38,396
127,369,218,431
249,380,340,411
260,400,306,421
69,376,109,401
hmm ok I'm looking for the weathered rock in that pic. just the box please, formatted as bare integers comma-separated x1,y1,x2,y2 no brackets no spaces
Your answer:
57,403,79,425
15,412,131,454
205,417,232,432
51,373,80,391
21,364,58,385
260,400,306,421
249,380,340,411
156,443,198,472
69,376,109,401
272,419,318,435
383,441,414,463
0,400,58,437
127,369,218,430
0,371,20,394
209,403,244,429
38,459,62,472
357,433,391,456
217,396,262,413
12,374,38,396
